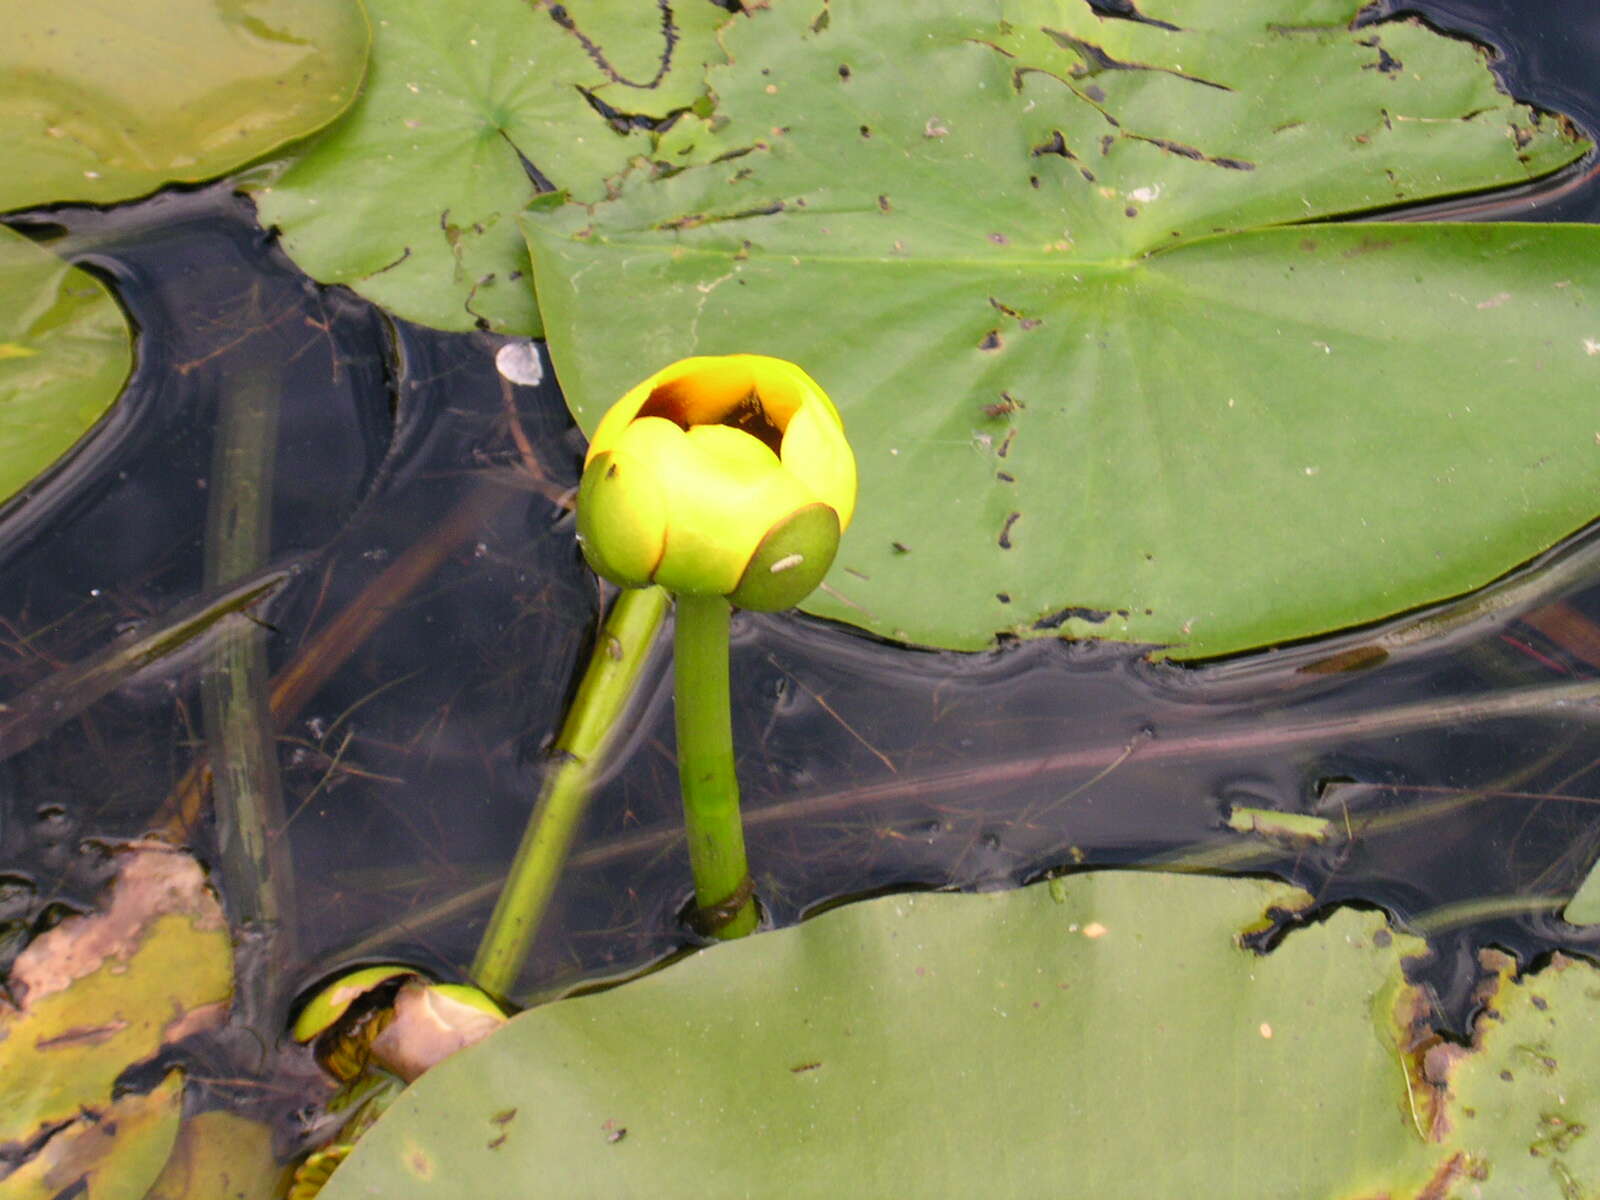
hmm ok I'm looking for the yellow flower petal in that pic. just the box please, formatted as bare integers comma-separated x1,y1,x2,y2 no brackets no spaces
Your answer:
745,355,838,430
780,400,857,530
684,421,783,475
575,442,669,588
587,380,655,464
639,357,762,427
588,356,839,461
645,424,813,595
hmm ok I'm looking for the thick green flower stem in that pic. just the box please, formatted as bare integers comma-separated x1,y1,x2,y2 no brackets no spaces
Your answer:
471,585,669,1001
674,593,759,939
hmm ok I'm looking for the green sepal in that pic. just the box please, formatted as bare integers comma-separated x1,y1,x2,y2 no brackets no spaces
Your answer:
728,503,841,612
292,965,419,1043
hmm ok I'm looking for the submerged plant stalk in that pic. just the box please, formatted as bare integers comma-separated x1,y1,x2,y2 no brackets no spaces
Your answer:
158,479,516,840
0,567,287,764
200,369,295,978
471,585,669,1000
674,593,758,939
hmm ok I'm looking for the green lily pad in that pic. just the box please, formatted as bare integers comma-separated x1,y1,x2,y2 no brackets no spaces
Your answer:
0,845,231,1148
250,0,728,336
0,225,132,505
524,0,1598,658
1,0,369,212
1562,855,1600,925
320,872,1600,1197
145,1109,293,1200
1446,954,1600,1192
4,1070,186,1200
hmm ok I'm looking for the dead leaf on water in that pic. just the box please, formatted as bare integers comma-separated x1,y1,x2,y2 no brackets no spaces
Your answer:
0,842,231,1150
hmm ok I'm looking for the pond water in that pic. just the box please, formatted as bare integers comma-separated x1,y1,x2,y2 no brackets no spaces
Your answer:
6,0,1600,1164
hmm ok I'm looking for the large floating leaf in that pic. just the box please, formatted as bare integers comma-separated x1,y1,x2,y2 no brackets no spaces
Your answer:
1,0,368,211
144,1109,292,1200
251,0,728,336
525,0,1597,658
1445,954,1600,1193
321,872,1600,1197
4,1071,186,1200
0,225,132,506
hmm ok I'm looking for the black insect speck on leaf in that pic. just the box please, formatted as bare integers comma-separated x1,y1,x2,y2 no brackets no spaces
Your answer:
1031,130,1070,158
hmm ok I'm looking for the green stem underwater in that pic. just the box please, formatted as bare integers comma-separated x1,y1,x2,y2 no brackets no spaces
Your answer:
201,367,295,1006
471,585,669,1001
674,593,758,939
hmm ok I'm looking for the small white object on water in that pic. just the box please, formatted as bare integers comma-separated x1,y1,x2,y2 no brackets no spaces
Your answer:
495,340,545,386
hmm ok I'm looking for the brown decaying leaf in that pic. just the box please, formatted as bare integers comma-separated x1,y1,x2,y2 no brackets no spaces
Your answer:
5,842,225,1006
0,842,231,1150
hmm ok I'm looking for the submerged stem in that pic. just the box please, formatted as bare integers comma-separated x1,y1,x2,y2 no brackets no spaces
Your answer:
674,593,758,939
471,586,669,1001
158,481,517,841
1407,894,1569,936
200,368,295,1001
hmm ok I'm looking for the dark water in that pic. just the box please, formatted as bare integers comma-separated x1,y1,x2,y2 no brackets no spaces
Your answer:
5,0,1600,1153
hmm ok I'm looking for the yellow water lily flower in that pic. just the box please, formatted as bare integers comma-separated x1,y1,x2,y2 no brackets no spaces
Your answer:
576,355,856,611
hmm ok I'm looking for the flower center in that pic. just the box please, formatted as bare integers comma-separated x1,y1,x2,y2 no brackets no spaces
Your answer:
637,381,786,457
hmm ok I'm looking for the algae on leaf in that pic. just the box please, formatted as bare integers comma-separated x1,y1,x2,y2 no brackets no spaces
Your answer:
524,0,1600,659
1445,954,1600,1193
251,0,730,336
1,0,369,211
